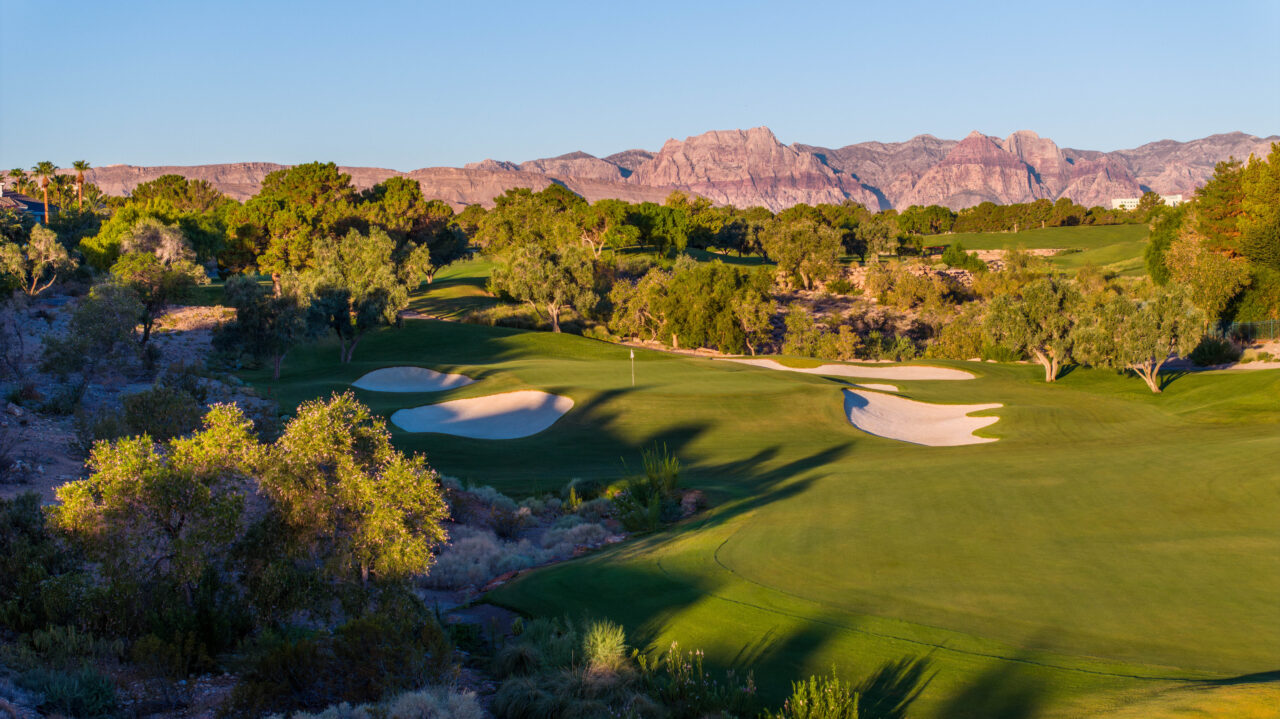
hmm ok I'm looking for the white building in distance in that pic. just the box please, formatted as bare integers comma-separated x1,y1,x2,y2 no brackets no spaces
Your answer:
1111,194,1184,210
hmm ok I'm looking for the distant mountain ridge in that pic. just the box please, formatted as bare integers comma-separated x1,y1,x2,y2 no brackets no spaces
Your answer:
69,128,1278,212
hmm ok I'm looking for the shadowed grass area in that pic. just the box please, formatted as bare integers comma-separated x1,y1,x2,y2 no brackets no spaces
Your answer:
241,319,1280,718
405,258,500,319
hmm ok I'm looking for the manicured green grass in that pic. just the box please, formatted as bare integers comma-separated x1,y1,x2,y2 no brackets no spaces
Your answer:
241,320,1280,718
405,258,500,319
945,224,1152,277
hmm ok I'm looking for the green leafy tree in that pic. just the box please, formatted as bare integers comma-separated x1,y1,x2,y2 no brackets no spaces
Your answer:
1073,288,1205,393
1238,144,1280,270
51,405,261,615
1164,233,1251,323
110,252,206,345
359,176,465,281
232,162,359,291
761,217,843,290
302,227,423,362
1193,158,1246,252
0,225,74,296
489,244,598,333
984,277,1080,382
129,174,229,214
475,186,581,254
1144,205,1187,284
258,393,449,596
213,276,309,379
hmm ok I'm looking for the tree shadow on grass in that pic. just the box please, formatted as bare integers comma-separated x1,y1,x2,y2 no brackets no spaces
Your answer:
934,656,1051,719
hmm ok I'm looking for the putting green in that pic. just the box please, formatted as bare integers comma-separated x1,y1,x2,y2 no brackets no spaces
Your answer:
242,319,1280,717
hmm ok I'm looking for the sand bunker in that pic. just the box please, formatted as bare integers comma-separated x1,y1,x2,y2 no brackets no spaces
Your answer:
724,358,975,381
390,391,574,439
843,389,1000,446
352,366,475,392
854,383,899,392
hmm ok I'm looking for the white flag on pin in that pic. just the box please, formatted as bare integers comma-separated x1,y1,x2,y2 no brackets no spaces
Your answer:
630,349,634,359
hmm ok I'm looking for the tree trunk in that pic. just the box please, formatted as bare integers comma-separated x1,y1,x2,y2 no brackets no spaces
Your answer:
77,182,83,210
271,273,282,297
671,333,679,350
140,319,153,345
548,305,561,333
42,187,49,224
1135,359,1163,393
272,353,284,380
1032,349,1056,382
343,335,362,363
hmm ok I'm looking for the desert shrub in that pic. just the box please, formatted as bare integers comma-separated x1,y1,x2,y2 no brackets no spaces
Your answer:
1,626,125,672
564,477,603,501
129,631,213,679
462,304,545,330
230,607,452,717
72,407,130,454
925,305,986,360
492,505,532,539
826,277,856,295
980,342,1022,363
782,306,821,356
17,666,118,719
816,325,863,361
612,485,664,532
765,670,858,719
575,497,613,523
520,617,579,669
0,493,84,633
636,641,759,718
491,675,563,719
4,381,42,407
121,383,204,441
582,620,627,674
38,381,84,416
940,242,986,273
1189,336,1242,366
494,643,544,679
466,485,518,514
228,629,332,715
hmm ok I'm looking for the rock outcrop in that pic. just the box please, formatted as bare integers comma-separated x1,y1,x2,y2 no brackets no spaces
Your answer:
895,132,1047,209
70,128,1277,212
516,151,626,182
626,127,881,211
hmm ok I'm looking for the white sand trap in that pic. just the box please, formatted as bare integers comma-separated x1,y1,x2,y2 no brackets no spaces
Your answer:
843,389,1001,446
724,358,975,380
390,391,574,439
854,383,899,392
352,366,474,392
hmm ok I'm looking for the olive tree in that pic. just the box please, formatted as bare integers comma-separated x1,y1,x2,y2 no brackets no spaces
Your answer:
1073,288,1205,393
489,244,598,333
110,251,207,344
258,393,449,599
303,227,427,362
760,217,842,290
41,283,144,387
984,277,1080,382
213,276,309,378
0,225,74,296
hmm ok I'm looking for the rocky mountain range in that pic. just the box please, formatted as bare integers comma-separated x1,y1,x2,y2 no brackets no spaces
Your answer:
67,127,1277,212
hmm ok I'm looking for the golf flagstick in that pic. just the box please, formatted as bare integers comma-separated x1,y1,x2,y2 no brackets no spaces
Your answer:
630,348,635,387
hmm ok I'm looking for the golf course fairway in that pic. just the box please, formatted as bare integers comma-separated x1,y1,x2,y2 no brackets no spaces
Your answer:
243,318,1280,718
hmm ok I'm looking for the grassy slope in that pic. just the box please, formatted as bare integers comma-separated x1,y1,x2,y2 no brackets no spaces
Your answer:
946,224,1151,276
243,319,1280,718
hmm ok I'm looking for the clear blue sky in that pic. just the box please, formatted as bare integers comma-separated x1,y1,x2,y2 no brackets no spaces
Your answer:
1,0,1277,170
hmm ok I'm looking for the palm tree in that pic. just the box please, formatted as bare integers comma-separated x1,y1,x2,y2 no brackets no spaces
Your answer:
6,168,27,195
72,160,91,209
31,161,57,224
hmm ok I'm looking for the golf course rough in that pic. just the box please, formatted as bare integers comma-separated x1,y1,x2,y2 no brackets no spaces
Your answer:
723,357,977,380
351,365,475,392
389,390,574,439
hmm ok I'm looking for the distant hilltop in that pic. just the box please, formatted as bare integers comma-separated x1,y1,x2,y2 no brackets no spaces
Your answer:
64,128,1278,212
